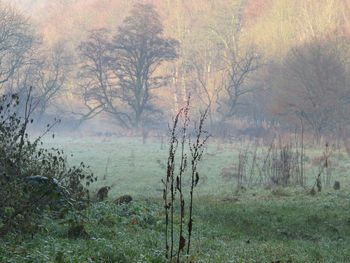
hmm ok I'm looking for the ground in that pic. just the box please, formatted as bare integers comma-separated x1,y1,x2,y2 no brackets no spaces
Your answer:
1,137,350,262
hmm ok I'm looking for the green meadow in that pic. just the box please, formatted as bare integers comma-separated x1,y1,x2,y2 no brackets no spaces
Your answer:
2,136,350,262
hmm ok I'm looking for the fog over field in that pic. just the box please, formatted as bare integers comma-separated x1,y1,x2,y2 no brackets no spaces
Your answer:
1,1,350,262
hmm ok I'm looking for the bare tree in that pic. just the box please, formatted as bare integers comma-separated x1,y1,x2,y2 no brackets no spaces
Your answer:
6,42,71,118
77,29,113,122
110,3,178,129
0,3,70,119
217,49,260,121
274,39,349,140
191,53,220,128
34,43,72,116
209,2,261,121
0,3,34,87
78,4,178,129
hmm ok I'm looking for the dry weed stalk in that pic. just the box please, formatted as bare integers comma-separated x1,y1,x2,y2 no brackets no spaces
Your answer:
162,98,209,262
187,107,209,254
241,134,306,188
311,142,333,193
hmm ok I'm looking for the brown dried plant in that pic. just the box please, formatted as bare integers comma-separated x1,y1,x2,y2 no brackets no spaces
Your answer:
162,97,209,262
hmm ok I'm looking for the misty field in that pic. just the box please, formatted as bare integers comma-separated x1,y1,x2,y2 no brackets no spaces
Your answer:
2,136,350,262
45,136,350,198
1,0,350,262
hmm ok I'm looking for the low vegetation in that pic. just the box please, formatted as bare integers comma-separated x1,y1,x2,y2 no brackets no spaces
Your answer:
0,189,349,262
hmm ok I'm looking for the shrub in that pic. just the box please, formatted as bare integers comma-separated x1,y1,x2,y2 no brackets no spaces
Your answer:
0,91,96,236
